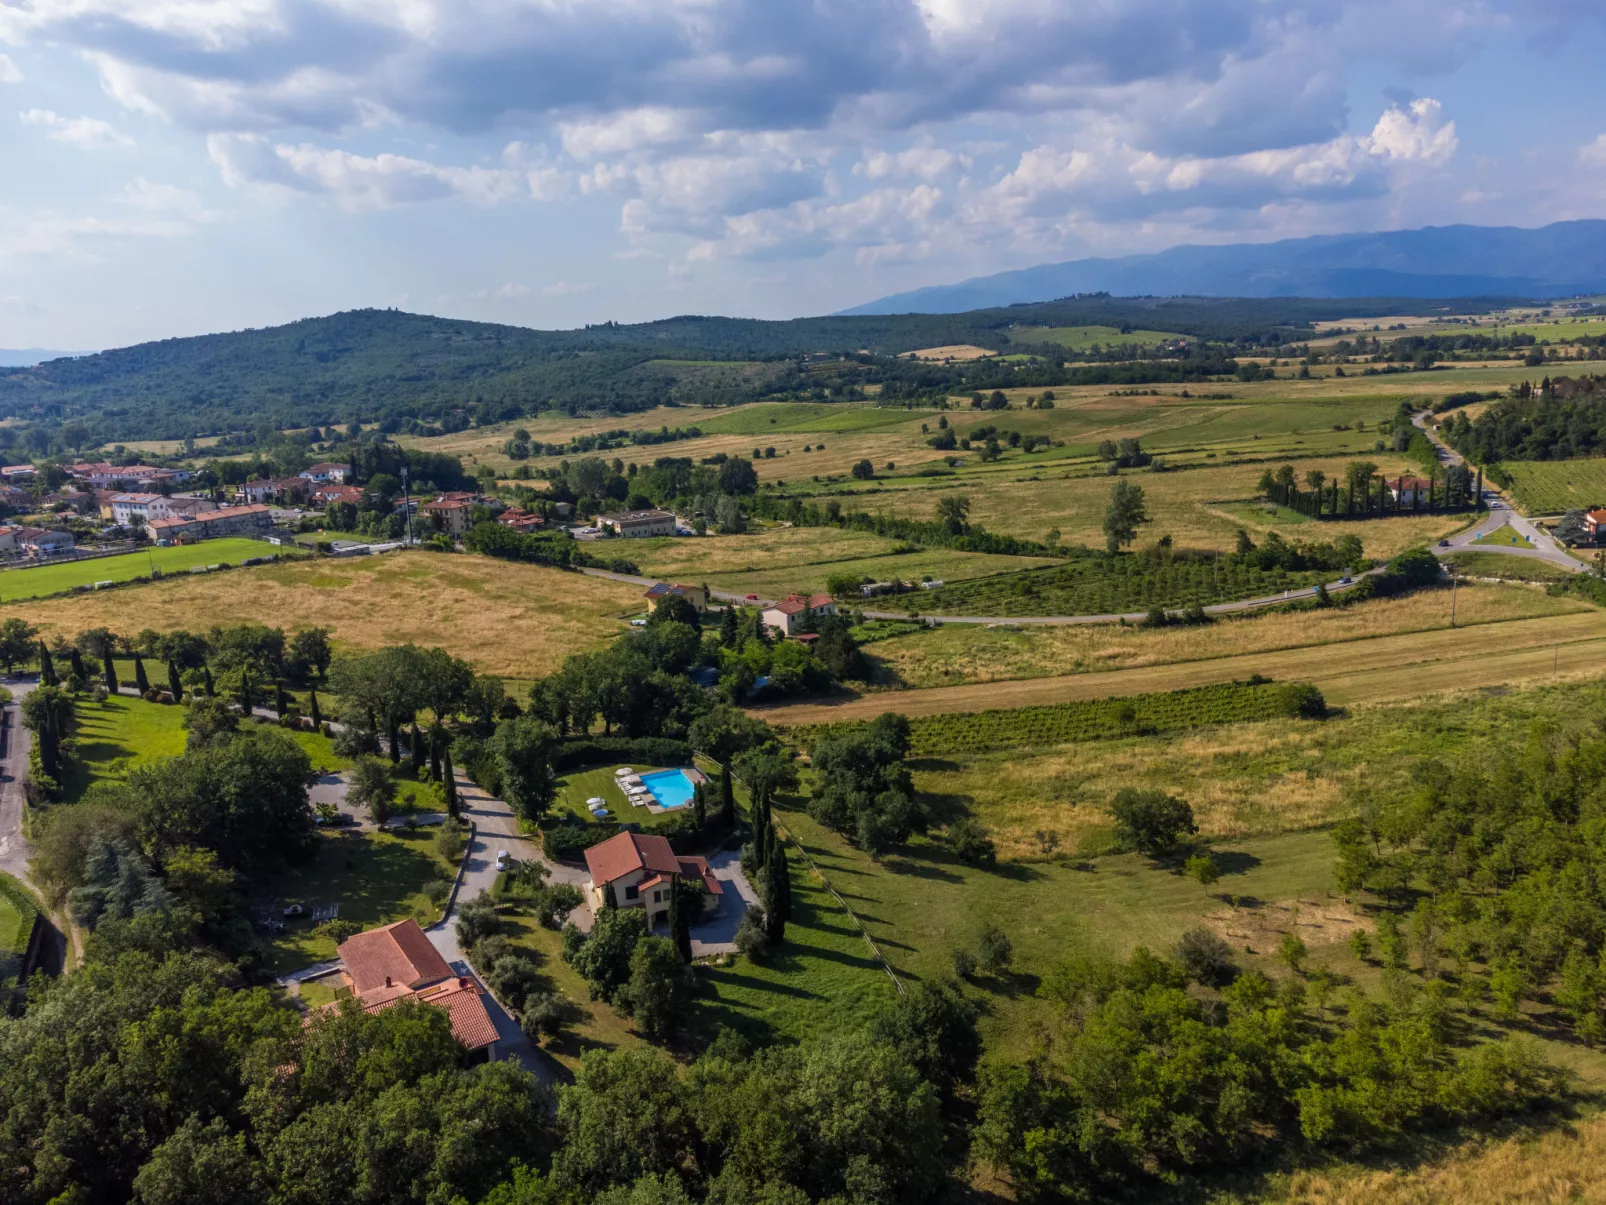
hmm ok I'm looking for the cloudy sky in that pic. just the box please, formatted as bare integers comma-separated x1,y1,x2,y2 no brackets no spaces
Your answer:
1,0,1603,349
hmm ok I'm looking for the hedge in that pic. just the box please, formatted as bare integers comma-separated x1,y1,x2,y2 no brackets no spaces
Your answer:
0,872,39,989
551,737,692,772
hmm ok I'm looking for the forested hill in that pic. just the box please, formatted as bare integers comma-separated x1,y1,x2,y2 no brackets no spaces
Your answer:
1,296,1518,442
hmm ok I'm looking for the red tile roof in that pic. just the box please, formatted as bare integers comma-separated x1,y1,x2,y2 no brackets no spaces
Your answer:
677,855,724,896
584,831,682,886
338,918,454,994
415,978,500,1050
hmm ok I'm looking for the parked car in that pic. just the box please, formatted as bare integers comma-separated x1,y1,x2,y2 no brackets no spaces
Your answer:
1339,574,1353,585
1438,539,1451,547
495,850,510,871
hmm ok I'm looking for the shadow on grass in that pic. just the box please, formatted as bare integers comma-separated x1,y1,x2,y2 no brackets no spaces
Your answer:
1212,849,1264,876
703,966,825,1002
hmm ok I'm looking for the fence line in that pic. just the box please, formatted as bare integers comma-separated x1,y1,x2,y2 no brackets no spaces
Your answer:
774,821,905,997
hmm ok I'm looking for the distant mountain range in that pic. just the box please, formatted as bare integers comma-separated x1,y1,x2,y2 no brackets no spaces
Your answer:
842,221,1606,315
0,349,93,368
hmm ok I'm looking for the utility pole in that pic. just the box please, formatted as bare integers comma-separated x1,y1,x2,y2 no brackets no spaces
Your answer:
400,466,413,545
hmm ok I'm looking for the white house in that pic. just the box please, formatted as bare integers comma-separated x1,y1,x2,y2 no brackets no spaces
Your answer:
1386,476,1432,506
15,527,75,557
299,462,350,484
110,493,218,527
761,592,836,637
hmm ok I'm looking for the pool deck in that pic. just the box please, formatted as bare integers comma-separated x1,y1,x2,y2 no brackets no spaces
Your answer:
630,765,708,816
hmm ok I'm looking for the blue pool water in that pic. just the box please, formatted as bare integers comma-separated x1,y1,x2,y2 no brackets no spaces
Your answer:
640,768,696,810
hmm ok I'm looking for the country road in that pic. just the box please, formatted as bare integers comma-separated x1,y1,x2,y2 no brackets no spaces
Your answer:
0,676,36,888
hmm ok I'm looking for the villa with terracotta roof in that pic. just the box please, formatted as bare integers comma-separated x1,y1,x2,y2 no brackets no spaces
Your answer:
761,592,836,637
582,831,721,926
423,495,478,538
1385,476,1433,506
333,919,499,1057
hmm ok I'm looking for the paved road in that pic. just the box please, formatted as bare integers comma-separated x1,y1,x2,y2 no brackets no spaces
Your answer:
0,676,35,888
1414,410,1584,573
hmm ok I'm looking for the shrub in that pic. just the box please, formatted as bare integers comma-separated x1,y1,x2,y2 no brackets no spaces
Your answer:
952,949,977,979
521,991,570,1044
484,953,544,1012
423,879,452,906
550,737,692,772
978,925,1013,977
315,918,362,944
536,882,585,930
947,818,996,866
455,896,501,949
1276,683,1327,719
1177,927,1236,986
544,821,619,863
434,817,466,862
734,907,770,959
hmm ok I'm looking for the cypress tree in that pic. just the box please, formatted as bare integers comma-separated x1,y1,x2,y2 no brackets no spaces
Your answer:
429,724,445,782
69,645,85,683
102,649,118,695
276,681,289,718
719,605,738,648
410,724,425,769
765,845,789,941
133,654,149,695
773,843,791,925
167,660,183,703
442,747,459,816
692,780,707,831
604,881,618,911
238,671,253,714
38,643,55,687
387,718,401,764
203,665,215,697
720,768,736,829
309,689,323,728
670,882,692,964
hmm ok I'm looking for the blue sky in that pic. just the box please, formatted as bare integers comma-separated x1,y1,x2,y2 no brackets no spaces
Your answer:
1,0,1603,350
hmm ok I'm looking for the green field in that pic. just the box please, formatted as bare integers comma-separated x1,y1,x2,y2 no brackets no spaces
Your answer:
0,539,299,604
1443,551,1578,582
0,872,38,991
882,553,1329,617
1012,324,1185,349
696,402,923,436
1499,459,1606,515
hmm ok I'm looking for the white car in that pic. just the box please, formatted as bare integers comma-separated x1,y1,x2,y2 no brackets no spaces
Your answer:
495,850,510,871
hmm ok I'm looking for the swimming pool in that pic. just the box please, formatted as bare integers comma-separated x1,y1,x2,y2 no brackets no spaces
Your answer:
639,768,697,810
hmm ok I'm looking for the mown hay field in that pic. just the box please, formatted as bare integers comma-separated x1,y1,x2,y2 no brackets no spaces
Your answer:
865,581,1587,688
8,551,640,678
762,608,1606,725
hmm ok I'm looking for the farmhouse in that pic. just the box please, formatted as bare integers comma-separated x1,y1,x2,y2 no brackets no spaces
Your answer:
597,508,676,538
644,581,707,613
299,462,350,484
67,462,192,489
333,919,499,1058
1386,476,1432,506
761,592,836,637
1,465,35,483
145,504,274,544
110,492,218,527
1585,509,1606,543
583,831,721,926
238,477,312,505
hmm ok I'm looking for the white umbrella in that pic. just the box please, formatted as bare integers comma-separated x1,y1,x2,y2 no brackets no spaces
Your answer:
615,767,634,775
587,797,605,807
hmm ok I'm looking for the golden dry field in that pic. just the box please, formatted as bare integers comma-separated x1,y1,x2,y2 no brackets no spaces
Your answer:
866,581,1587,688
7,551,640,678
764,608,1606,725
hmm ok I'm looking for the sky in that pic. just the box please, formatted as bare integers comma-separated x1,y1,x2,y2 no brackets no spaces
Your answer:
1,0,1604,351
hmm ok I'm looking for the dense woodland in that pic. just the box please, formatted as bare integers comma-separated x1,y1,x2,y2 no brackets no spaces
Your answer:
1443,375,1606,462
0,297,1524,444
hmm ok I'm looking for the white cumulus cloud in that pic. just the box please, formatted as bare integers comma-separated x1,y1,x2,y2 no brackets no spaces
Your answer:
1580,134,1606,168
19,108,133,149
0,54,22,84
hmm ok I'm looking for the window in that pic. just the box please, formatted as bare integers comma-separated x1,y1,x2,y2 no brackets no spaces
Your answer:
653,890,663,903
624,884,638,900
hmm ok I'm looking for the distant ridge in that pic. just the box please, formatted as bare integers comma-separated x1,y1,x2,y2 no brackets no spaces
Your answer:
841,221,1606,315
0,348,93,368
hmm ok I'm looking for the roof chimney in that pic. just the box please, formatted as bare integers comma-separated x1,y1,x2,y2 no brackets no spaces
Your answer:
384,975,392,987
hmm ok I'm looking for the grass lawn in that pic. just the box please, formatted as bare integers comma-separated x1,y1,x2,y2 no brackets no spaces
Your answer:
1012,324,1185,349
0,871,38,988
64,694,436,812
548,764,692,829
0,539,299,604
1444,551,1579,582
1472,526,1534,548
259,828,455,973
9,550,642,679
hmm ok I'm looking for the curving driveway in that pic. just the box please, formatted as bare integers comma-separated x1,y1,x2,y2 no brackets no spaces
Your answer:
0,676,35,888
